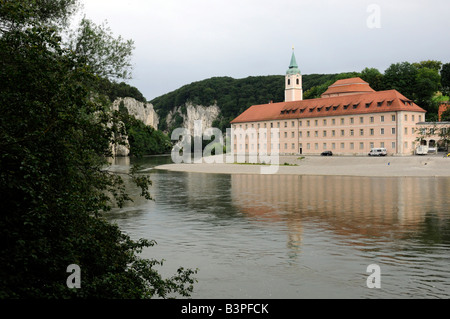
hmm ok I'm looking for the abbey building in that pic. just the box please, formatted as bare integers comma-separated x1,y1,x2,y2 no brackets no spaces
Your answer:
230,51,428,156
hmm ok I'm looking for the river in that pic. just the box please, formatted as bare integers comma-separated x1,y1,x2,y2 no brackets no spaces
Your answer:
106,155,450,299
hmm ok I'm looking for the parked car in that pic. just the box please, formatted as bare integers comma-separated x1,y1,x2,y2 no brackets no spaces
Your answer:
368,148,387,156
321,151,333,156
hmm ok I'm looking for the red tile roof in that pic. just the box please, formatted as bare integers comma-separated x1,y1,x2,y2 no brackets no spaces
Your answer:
230,90,426,124
321,77,375,97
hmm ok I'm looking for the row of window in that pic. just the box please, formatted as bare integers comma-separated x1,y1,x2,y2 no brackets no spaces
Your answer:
236,126,416,140
235,114,423,130
236,141,415,151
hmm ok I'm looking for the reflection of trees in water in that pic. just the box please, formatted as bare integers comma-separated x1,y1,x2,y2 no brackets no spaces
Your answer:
416,212,450,245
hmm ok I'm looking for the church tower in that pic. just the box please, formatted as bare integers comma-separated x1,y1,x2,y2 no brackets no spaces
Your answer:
285,49,303,102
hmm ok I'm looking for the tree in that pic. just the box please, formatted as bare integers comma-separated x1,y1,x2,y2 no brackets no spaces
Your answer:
414,67,441,113
441,63,450,96
360,67,384,91
0,0,196,298
383,62,418,100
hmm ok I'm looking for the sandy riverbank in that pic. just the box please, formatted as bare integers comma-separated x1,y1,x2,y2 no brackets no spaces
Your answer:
153,155,450,177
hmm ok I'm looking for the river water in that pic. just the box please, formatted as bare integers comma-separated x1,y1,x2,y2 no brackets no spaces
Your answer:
106,156,450,299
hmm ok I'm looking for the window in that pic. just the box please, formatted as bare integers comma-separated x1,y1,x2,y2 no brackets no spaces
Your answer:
404,115,408,121
370,116,374,123
392,115,396,121
412,115,415,122
292,121,295,127
323,131,327,137
292,132,295,138
299,131,302,137
284,121,287,128
315,143,318,150
380,142,385,148
299,121,302,127
315,120,318,126
277,122,280,128
323,119,327,125
381,116,384,122
284,143,288,149
341,118,345,125
341,130,345,136
350,129,354,136
419,115,422,121
392,142,396,149
264,123,267,128
332,143,336,149
341,143,345,149
360,117,364,124
370,142,374,149
332,130,336,137
270,123,273,128
284,132,288,138
332,119,336,125
380,128,385,135
360,129,364,136
307,143,311,150
350,118,354,124
296,78,299,85
314,131,318,137
323,143,327,149
404,127,408,134
307,120,310,127
359,142,364,149
370,128,374,135
392,128,396,134
350,142,354,150
288,79,291,85
292,143,295,149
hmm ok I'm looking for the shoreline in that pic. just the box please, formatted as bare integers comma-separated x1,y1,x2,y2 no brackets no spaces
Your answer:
153,155,450,177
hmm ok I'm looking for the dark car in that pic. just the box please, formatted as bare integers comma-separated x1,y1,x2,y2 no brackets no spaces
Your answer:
321,151,333,156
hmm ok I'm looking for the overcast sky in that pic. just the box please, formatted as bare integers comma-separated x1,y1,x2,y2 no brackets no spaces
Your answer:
78,0,450,101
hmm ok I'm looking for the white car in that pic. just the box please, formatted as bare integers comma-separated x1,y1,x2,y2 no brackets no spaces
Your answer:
368,148,387,156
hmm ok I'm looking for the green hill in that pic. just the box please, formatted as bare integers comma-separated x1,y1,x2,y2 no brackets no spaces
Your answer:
150,73,343,132
145,60,448,133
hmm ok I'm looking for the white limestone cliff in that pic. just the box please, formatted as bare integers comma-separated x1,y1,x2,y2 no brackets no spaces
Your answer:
166,102,221,135
111,97,160,156
112,97,159,130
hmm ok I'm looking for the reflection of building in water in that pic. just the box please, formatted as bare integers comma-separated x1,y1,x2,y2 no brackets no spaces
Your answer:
231,174,449,248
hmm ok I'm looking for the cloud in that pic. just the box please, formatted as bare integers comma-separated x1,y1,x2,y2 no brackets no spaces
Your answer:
79,0,450,100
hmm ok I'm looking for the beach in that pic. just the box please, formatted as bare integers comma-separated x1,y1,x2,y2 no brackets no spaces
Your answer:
154,154,450,177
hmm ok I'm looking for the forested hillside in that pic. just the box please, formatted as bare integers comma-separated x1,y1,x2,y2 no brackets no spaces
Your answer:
150,61,450,132
150,74,340,132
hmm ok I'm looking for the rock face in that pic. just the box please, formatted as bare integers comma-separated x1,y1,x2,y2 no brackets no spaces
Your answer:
112,97,159,130
111,97,160,156
166,102,220,135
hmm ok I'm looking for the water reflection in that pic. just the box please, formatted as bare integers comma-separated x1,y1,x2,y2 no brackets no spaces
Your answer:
230,174,450,241
108,156,450,298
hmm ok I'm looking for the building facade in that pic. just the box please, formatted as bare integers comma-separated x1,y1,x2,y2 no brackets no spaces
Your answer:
230,52,427,156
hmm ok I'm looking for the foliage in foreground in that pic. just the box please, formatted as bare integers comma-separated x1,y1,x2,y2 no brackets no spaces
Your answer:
0,0,196,298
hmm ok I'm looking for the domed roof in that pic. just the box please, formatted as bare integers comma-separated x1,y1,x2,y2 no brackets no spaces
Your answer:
321,77,375,97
